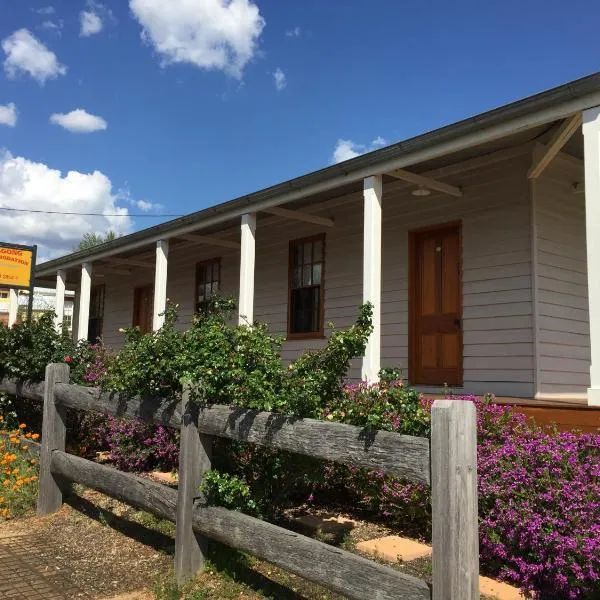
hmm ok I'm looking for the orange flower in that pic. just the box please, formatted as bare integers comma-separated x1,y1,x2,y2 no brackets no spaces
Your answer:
31,433,40,440
18,424,26,429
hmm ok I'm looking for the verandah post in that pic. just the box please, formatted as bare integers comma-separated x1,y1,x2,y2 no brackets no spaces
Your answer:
174,387,212,584
37,362,70,516
431,399,479,600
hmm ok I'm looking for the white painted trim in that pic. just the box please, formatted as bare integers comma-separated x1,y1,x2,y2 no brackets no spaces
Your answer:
534,392,588,401
582,106,600,406
528,114,582,179
77,263,92,342
54,270,66,332
8,288,18,327
361,175,382,382
238,213,256,325
263,207,335,227
153,240,169,331
387,168,462,197
530,178,541,398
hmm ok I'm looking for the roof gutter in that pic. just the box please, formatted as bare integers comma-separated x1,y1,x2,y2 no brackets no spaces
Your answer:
35,73,600,277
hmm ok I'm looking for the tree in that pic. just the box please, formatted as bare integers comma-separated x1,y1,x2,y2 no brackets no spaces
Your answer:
75,230,119,251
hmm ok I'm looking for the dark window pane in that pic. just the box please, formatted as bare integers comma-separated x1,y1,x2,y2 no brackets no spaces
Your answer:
312,263,322,285
290,286,320,333
303,242,312,264
293,267,302,287
302,265,312,286
313,240,323,262
293,244,302,267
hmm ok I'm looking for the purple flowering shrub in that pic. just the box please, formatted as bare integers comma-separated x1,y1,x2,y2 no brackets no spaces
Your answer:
323,393,600,598
93,415,179,472
477,416,599,598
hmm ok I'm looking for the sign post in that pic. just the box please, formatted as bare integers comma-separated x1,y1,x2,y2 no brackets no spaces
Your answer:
0,242,36,324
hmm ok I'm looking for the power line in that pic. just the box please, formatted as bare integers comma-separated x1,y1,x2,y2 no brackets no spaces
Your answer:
0,206,184,218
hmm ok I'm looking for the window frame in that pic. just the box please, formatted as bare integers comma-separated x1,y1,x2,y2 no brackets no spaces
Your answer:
195,257,221,313
287,233,326,340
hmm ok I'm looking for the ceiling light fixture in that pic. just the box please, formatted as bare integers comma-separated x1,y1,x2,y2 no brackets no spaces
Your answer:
411,185,431,197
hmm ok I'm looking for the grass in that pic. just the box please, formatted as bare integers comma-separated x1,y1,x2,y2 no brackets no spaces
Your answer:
0,424,40,519
152,542,342,600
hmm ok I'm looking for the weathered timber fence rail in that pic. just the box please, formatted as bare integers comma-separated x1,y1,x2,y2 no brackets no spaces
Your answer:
0,365,479,600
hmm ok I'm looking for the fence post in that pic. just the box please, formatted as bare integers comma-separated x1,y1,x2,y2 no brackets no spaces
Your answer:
174,388,212,584
37,362,70,516
431,399,479,600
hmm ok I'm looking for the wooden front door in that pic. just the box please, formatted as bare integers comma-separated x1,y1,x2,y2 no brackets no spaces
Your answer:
133,285,153,333
410,223,462,386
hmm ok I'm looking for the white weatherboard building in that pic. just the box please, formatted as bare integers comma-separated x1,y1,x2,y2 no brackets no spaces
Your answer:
33,73,600,406
0,287,75,331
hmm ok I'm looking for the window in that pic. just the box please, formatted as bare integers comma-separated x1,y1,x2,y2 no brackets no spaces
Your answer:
0,291,8,299
63,313,73,331
196,258,220,312
288,234,325,337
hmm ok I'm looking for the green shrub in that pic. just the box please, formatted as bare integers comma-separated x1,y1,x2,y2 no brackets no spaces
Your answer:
200,471,260,517
102,298,373,420
324,372,429,436
0,314,96,384
102,303,185,397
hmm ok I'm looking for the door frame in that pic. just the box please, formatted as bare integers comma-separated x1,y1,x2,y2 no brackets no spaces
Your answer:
408,220,463,386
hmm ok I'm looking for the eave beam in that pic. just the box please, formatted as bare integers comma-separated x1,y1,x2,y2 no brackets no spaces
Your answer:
386,168,463,197
528,113,582,179
263,206,335,227
179,234,241,250
108,257,155,269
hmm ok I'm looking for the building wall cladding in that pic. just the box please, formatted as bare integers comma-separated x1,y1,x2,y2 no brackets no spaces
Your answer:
101,154,536,397
533,156,590,395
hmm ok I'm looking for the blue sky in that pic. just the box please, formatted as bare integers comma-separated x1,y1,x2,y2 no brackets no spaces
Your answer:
0,0,599,259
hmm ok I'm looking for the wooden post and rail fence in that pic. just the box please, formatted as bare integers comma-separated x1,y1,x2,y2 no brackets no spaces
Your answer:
0,364,480,600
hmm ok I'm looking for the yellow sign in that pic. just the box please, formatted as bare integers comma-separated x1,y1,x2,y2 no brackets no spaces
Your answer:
0,244,35,289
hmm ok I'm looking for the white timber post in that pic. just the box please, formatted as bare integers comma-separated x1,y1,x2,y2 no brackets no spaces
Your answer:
431,399,479,600
77,262,92,342
8,288,18,327
153,239,169,331
583,106,600,406
238,212,256,325
362,175,383,383
54,269,66,333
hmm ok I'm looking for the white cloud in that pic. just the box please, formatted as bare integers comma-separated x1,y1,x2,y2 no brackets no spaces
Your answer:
285,26,300,37
129,0,266,78
331,137,388,163
0,103,17,127
33,6,55,15
135,199,163,212
80,10,103,37
50,109,107,133
0,151,132,259
41,20,64,33
273,67,286,91
2,29,66,84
